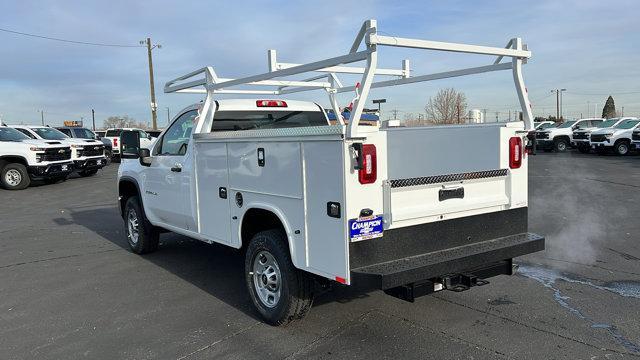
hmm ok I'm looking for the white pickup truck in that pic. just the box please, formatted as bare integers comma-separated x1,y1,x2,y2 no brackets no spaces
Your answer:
535,118,603,152
117,20,544,325
12,125,107,177
0,126,73,189
589,117,640,155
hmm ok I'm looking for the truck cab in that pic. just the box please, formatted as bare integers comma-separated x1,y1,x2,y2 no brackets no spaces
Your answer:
590,117,640,155
536,118,603,152
0,126,73,189
11,125,107,177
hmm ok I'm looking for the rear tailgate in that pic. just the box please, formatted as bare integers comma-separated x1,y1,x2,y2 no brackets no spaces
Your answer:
383,122,527,228
349,122,543,290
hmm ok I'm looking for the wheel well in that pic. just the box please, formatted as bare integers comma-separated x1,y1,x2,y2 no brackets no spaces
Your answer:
614,138,630,145
118,180,139,217
0,156,28,170
241,208,286,249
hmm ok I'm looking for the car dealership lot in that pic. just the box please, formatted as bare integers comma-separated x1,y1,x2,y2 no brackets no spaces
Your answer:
1,153,639,359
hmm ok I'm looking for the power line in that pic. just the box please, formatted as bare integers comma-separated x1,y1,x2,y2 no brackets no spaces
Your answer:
0,27,144,48
565,90,640,96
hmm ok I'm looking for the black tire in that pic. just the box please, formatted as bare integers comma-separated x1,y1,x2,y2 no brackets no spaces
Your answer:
123,196,159,254
554,138,568,152
1,163,30,190
79,169,99,177
577,145,590,154
614,140,630,156
245,229,314,326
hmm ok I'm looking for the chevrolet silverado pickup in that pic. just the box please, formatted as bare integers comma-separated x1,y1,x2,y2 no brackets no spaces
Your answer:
0,126,73,189
117,20,544,325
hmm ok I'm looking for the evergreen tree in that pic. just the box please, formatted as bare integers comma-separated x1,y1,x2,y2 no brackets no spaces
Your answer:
601,96,616,118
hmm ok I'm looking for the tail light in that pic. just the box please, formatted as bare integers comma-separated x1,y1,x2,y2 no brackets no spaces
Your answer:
358,144,377,184
509,137,522,169
256,100,287,107
113,138,118,147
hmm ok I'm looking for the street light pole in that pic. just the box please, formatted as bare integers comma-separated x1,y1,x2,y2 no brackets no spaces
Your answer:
91,109,96,131
141,38,161,130
165,107,170,125
40,110,44,126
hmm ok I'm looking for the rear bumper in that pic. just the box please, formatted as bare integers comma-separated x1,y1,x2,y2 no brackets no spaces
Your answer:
28,162,74,179
349,207,544,290
351,232,544,290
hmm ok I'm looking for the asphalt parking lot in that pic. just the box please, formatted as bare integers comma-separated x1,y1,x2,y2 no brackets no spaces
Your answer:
1,152,639,359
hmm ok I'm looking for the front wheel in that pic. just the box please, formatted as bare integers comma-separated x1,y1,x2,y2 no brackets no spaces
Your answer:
1,163,30,190
554,138,568,152
615,141,630,156
79,169,99,177
124,196,159,254
245,230,314,326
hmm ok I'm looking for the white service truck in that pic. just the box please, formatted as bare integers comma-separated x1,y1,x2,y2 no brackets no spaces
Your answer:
589,117,640,155
0,126,73,189
117,20,544,325
11,125,106,176
632,127,640,151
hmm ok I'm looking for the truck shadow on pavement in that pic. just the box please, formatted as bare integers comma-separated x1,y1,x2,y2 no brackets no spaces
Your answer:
67,206,371,321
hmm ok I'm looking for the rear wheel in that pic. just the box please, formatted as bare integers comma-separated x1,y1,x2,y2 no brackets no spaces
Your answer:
124,196,159,254
554,138,568,152
245,229,314,326
1,163,30,190
615,140,630,156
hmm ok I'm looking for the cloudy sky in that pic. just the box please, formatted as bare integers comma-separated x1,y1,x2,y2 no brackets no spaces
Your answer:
1,0,639,127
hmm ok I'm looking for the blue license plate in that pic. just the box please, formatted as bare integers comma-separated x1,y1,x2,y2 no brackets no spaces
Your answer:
349,215,383,242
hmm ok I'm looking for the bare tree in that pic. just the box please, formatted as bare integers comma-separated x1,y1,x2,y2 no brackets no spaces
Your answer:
103,115,149,129
424,88,468,124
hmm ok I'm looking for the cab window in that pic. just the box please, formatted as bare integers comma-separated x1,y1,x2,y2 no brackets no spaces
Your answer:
59,128,72,136
155,110,197,156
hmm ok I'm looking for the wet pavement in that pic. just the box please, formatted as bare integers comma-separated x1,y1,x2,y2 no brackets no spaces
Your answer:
1,150,639,359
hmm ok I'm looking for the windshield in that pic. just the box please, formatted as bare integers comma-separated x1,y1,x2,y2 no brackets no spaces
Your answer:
32,127,69,140
211,111,328,131
614,119,640,129
598,119,617,128
557,121,576,129
0,127,30,141
539,123,556,130
72,128,96,139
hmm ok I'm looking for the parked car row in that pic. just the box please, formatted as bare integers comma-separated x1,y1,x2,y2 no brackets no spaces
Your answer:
532,117,640,155
0,125,108,190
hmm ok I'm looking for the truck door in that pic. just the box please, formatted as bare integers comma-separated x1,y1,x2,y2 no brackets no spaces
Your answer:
143,110,197,229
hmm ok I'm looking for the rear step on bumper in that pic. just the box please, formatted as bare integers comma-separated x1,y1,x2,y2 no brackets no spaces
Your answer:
351,232,544,296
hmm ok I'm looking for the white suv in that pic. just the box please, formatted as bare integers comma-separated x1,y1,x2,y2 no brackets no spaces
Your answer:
0,126,73,189
536,118,603,152
589,117,640,155
11,125,107,177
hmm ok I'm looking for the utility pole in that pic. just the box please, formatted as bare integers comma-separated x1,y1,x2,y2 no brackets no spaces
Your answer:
391,109,398,120
91,109,96,131
621,106,624,116
551,89,566,120
40,110,44,126
141,37,162,130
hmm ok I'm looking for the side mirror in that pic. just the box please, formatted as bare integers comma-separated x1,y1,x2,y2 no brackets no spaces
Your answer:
139,148,152,166
120,130,140,159
147,134,152,140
